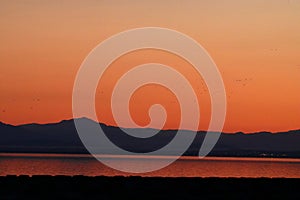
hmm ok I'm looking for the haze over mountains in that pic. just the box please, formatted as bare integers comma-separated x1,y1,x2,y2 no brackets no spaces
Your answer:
0,118,299,158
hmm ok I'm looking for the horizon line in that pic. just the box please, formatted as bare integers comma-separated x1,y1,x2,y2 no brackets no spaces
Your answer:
1,117,299,135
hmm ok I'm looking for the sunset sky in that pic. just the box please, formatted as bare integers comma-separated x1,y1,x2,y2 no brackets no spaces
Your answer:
1,0,300,133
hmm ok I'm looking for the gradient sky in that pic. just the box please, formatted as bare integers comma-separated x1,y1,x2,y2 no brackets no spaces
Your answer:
0,0,300,133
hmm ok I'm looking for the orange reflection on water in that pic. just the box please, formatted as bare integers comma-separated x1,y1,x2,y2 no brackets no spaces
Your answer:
0,153,300,178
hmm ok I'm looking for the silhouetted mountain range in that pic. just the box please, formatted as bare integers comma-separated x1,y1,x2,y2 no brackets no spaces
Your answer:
0,118,300,158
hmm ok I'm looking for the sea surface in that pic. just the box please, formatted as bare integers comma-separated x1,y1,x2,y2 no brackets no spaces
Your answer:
0,153,299,178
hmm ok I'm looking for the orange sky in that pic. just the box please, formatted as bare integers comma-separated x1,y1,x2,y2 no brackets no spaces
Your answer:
0,0,300,133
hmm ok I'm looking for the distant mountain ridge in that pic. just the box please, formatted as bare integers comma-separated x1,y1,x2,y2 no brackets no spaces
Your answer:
0,118,300,158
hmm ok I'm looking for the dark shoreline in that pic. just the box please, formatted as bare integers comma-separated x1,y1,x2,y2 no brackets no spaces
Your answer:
1,151,300,159
1,176,299,199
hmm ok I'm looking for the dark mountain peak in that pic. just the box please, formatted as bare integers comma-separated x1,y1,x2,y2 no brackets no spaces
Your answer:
0,119,300,157
1,119,300,136
233,131,245,135
73,117,94,123
0,121,15,128
251,131,272,135
276,129,300,135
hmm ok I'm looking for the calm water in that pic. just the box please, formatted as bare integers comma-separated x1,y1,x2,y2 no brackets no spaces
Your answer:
0,153,300,178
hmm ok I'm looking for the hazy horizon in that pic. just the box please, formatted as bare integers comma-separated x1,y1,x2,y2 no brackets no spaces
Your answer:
1,117,300,134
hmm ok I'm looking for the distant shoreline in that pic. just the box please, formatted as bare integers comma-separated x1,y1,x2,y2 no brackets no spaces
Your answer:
1,152,300,162
1,118,300,159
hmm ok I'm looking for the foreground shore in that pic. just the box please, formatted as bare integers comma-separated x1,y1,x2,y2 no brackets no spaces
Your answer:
0,176,299,199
